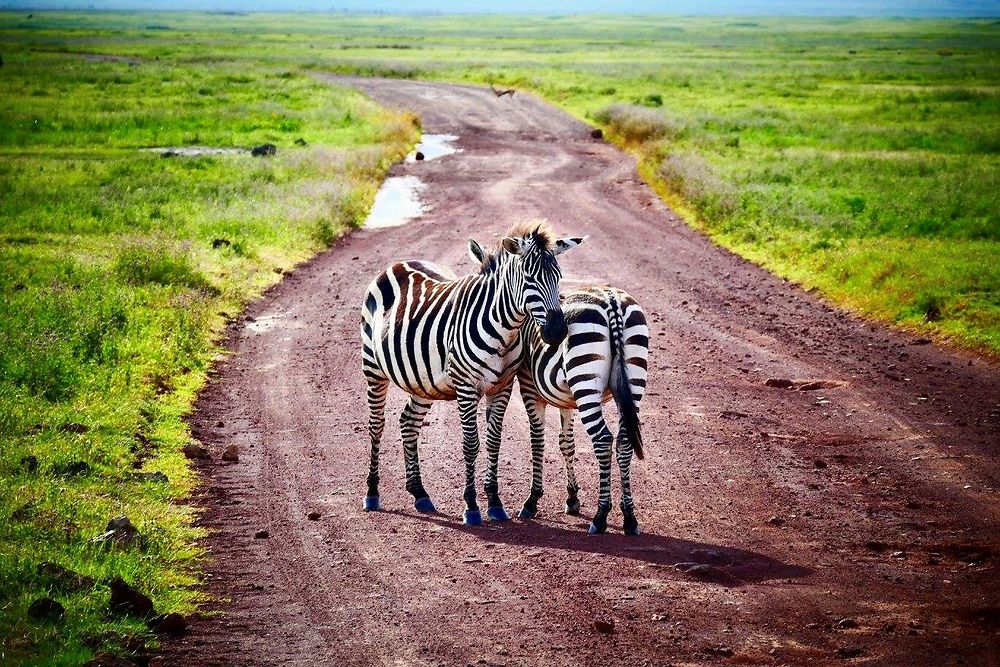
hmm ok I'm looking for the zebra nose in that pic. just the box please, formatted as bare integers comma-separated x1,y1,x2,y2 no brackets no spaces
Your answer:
541,309,567,345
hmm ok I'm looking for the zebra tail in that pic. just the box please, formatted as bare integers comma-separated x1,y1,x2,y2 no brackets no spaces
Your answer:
609,295,644,461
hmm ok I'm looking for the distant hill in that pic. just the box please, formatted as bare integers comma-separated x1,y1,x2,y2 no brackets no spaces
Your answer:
2,0,999,18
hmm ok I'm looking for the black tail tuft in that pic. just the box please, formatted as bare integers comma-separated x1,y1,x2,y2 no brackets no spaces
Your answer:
609,296,644,460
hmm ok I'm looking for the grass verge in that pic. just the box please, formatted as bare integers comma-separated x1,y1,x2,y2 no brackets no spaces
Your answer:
0,46,417,665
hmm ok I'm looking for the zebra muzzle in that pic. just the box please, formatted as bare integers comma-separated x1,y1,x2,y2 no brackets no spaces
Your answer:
541,309,568,345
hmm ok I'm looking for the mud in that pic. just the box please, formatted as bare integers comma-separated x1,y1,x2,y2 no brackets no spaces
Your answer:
157,78,999,667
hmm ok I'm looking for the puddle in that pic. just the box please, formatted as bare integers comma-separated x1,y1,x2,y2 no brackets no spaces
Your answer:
144,146,246,157
406,134,461,162
363,175,427,229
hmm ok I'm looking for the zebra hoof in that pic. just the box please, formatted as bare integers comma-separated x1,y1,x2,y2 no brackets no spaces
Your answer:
363,496,380,512
624,523,641,537
588,521,607,535
463,509,483,526
486,506,510,522
565,500,581,516
517,506,536,519
414,497,436,513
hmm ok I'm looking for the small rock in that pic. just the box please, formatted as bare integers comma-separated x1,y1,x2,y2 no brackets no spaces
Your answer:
836,618,858,629
414,150,425,161
814,459,828,469
593,618,615,634
891,550,907,559
651,613,668,622
836,646,863,659
706,646,734,657
27,597,65,622
221,444,239,462
37,562,95,591
799,380,842,391
60,422,89,434
590,128,603,139
674,562,712,575
109,578,154,618
764,378,794,388
93,515,144,548
255,529,269,539
307,511,321,521
20,455,38,472
767,515,785,526
251,143,276,157
148,612,187,634
182,444,210,460
294,137,308,146
211,238,231,249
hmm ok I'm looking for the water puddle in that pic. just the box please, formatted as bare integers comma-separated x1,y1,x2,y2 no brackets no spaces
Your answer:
363,175,427,229
406,133,461,162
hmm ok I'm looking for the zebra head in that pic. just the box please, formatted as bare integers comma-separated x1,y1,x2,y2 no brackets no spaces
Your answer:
469,224,586,345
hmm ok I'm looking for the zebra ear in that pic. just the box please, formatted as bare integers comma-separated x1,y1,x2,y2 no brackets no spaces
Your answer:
553,235,587,255
468,238,487,264
501,237,524,255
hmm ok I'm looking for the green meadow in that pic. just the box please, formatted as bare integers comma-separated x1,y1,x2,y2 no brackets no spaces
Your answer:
1,10,997,663
0,20,417,665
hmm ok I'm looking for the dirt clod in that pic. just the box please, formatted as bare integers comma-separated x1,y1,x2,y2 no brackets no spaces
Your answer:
183,444,210,460
109,578,154,618
765,378,794,388
27,597,65,622
255,529,269,539
148,612,188,634
222,444,239,462
593,618,615,634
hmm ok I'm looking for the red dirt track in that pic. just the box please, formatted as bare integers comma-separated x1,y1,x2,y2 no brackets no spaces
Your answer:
158,78,999,666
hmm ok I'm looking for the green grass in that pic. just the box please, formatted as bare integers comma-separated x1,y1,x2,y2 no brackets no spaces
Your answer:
1,10,997,664
5,12,993,350
0,39,417,665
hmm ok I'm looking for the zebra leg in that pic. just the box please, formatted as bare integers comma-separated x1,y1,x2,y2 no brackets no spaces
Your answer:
559,408,581,515
400,395,436,513
518,388,546,519
363,377,389,511
483,383,513,521
456,385,484,526
616,422,640,536
576,397,613,535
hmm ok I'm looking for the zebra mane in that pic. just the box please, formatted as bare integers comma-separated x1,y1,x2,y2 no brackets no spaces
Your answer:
503,220,556,251
476,220,556,275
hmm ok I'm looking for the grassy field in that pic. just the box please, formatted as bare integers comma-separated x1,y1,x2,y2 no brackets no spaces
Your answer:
1,10,997,664
0,23,417,665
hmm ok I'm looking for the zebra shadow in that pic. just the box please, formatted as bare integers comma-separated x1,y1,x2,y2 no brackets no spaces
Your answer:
387,511,812,587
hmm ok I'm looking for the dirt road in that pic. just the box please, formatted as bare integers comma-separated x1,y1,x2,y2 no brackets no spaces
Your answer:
158,78,999,666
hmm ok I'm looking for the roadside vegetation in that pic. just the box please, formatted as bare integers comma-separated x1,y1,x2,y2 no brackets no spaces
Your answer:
0,27,417,665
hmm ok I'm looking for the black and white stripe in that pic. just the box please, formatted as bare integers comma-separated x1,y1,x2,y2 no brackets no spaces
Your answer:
360,223,584,524
489,285,649,535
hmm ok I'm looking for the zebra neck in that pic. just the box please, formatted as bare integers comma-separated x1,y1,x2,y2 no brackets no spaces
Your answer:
484,263,528,342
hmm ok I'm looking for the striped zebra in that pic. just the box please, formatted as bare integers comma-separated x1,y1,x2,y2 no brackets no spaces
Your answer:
360,222,585,525
484,285,649,535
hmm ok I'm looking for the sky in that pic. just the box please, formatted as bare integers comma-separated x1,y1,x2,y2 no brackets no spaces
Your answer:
2,1,998,17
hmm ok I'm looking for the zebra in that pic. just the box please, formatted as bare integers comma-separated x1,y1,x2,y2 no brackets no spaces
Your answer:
483,285,649,535
360,222,585,525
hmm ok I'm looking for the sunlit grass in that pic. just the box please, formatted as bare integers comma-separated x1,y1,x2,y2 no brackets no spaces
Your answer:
0,44,417,665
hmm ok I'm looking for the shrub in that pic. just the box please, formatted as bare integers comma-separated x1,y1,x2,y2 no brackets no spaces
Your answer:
113,242,214,292
659,152,739,220
593,103,684,144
